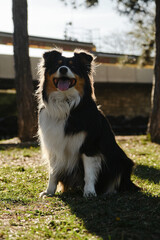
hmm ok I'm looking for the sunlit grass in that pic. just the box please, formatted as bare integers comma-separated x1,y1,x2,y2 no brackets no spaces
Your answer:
0,136,160,239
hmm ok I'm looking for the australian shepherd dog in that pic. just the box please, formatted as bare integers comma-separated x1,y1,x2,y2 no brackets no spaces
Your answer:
37,48,139,198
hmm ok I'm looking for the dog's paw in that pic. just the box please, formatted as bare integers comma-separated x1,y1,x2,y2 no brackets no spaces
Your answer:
39,191,54,198
83,190,97,198
83,184,97,198
105,190,117,195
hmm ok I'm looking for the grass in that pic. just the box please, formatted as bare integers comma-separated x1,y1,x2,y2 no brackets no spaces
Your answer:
0,136,160,240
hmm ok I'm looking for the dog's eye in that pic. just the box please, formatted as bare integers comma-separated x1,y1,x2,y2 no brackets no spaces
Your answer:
69,61,75,70
58,60,63,64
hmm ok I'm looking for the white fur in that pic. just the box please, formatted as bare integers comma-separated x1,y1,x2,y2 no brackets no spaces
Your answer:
43,87,81,121
39,87,86,197
82,154,102,197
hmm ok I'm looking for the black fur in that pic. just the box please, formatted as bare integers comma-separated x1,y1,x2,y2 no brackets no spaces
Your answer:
65,90,139,194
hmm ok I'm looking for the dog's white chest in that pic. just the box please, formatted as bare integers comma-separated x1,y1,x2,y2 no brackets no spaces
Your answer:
39,108,86,173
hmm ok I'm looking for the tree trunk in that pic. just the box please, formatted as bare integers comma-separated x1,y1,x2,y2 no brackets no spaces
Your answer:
148,0,160,143
12,0,37,141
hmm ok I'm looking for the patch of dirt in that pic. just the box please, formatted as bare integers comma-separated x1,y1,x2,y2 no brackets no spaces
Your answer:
0,138,43,168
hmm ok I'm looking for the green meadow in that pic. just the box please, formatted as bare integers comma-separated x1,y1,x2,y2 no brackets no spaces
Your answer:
0,136,160,240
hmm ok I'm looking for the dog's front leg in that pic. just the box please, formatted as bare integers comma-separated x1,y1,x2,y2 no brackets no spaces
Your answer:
40,167,57,198
82,154,101,197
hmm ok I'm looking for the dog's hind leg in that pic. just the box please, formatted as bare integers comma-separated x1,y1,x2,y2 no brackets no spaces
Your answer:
82,154,102,197
56,181,65,193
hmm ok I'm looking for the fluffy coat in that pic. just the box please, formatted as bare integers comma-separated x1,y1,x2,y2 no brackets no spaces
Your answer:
37,48,139,197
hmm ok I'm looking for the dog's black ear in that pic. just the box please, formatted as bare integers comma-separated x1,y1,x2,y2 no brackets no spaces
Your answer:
43,49,62,68
74,50,95,73
74,51,94,65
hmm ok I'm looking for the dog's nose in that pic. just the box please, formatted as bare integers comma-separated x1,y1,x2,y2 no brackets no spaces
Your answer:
59,66,68,75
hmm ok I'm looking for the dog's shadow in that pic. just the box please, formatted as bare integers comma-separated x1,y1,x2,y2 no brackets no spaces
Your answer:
57,166,160,240
134,164,160,184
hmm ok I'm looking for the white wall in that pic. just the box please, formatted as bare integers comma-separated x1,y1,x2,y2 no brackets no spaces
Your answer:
0,54,153,83
94,64,153,83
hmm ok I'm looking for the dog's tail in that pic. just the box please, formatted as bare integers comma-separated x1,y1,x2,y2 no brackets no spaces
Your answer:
117,156,141,192
118,177,141,192
128,181,141,192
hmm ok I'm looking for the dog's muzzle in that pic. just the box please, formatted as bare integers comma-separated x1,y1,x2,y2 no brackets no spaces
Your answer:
53,66,77,91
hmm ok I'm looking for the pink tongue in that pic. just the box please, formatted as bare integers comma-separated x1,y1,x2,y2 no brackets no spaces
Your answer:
57,80,70,91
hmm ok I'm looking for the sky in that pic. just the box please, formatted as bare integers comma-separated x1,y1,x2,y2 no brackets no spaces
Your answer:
0,0,133,56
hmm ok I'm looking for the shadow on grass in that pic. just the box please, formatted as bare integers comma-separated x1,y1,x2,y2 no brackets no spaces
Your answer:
59,191,160,240
134,164,160,184
0,141,38,150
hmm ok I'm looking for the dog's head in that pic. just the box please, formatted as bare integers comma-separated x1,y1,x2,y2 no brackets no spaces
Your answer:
41,48,95,102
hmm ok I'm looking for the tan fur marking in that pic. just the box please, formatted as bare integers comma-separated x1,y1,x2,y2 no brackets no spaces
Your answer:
58,60,62,64
45,72,57,95
69,60,73,65
45,73,85,96
56,181,65,193
74,75,85,96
